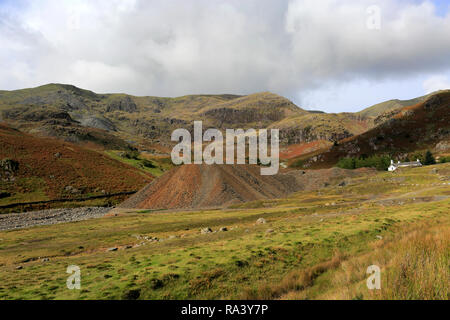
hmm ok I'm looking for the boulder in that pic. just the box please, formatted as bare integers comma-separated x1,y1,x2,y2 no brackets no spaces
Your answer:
201,227,212,234
0,159,19,173
256,218,266,224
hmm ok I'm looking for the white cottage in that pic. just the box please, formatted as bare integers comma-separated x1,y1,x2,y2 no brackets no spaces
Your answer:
388,159,422,172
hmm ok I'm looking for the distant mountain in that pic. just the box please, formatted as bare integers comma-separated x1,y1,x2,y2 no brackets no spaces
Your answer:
356,93,433,119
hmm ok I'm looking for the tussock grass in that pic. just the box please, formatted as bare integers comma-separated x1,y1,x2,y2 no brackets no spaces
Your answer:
382,226,449,300
241,251,346,300
279,221,449,300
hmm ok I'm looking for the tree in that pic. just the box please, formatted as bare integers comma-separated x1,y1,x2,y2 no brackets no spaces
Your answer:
424,150,436,165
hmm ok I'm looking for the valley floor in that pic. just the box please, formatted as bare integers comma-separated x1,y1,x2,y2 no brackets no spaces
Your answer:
0,164,449,300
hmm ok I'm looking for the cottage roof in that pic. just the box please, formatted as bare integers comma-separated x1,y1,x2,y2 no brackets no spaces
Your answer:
390,160,422,167
395,161,421,166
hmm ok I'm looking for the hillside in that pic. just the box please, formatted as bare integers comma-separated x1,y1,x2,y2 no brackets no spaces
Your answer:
272,112,370,145
356,93,431,119
0,123,152,209
298,91,450,168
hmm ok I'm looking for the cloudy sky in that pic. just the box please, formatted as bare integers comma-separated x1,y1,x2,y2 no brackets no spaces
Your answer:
1,0,450,112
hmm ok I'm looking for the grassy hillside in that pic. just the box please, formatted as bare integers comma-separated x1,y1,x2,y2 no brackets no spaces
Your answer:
0,163,448,299
104,150,173,178
0,123,152,211
356,93,431,119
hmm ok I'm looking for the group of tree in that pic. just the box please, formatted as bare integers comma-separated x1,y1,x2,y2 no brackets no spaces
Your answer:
408,150,436,165
336,151,438,171
336,155,391,171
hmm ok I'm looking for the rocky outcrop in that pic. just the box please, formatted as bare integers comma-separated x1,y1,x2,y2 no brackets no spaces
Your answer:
279,127,352,145
78,116,117,131
19,91,89,111
3,108,77,123
435,140,450,152
0,159,19,182
106,96,137,113
203,107,284,127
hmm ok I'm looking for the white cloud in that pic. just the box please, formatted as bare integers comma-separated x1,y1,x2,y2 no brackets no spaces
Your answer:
423,75,450,94
1,0,450,110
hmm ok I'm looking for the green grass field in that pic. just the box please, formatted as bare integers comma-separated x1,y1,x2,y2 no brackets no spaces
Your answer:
104,150,173,178
0,164,448,300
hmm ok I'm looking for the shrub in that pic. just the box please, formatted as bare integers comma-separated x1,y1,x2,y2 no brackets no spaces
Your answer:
123,150,140,160
439,156,450,163
142,159,156,168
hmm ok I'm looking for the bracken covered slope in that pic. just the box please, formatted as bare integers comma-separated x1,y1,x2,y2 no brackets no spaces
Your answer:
0,123,152,205
300,90,450,168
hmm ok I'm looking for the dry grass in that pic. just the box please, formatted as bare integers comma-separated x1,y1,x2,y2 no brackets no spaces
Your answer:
240,251,346,300
382,227,449,300
278,222,449,300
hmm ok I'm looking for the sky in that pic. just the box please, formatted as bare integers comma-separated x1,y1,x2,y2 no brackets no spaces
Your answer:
0,0,450,113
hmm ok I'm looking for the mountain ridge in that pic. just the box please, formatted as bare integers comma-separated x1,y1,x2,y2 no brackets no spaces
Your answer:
0,83,447,150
